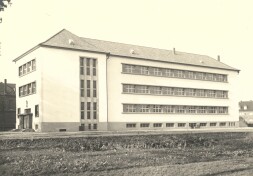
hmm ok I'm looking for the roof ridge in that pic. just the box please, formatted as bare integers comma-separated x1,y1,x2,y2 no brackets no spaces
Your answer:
41,29,68,44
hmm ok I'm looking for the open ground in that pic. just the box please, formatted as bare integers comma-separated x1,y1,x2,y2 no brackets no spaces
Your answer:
1,128,253,176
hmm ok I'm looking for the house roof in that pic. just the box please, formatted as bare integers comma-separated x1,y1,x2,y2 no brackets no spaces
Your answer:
0,82,16,96
239,101,253,112
14,29,239,72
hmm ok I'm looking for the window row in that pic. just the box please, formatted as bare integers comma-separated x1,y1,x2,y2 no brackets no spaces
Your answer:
80,57,97,76
80,80,97,97
80,102,97,120
19,59,36,76
19,82,36,97
123,104,228,114
126,122,235,128
122,64,227,82
123,84,228,98
80,123,97,131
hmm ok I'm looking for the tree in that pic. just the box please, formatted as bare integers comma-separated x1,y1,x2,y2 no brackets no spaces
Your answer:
0,0,12,23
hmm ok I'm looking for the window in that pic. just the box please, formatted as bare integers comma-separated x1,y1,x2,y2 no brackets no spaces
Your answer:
35,105,39,117
207,73,214,81
136,86,149,94
93,80,97,97
188,71,194,79
27,83,32,94
87,80,90,97
92,59,96,76
153,87,162,95
219,122,226,127
176,106,185,113
80,58,84,75
32,82,36,94
185,89,195,96
200,123,207,127
218,107,228,114
210,123,217,127
207,90,216,98
126,123,136,128
32,59,36,70
93,124,97,130
124,85,135,93
124,104,136,113
153,105,161,113
196,72,204,80
19,87,23,97
87,102,91,119
153,123,162,127
140,105,150,113
93,102,97,119
86,58,90,75
80,80,84,97
175,88,184,96
178,70,184,78
165,69,174,77
123,64,134,73
178,123,186,127
196,89,205,97
23,85,27,95
23,64,27,75
208,107,216,114
154,68,162,76
140,66,149,75
188,106,196,113
216,91,228,98
88,124,91,130
27,62,31,72
81,102,85,119
140,123,149,128
166,123,174,127
163,106,174,113
19,66,23,76
198,107,206,114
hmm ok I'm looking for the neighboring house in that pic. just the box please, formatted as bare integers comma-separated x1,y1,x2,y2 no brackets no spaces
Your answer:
0,79,16,131
239,101,253,127
13,29,240,132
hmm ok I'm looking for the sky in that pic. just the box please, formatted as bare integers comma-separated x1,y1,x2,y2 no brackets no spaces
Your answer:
0,0,252,101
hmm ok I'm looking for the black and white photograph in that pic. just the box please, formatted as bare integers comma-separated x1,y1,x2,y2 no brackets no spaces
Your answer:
1,0,253,175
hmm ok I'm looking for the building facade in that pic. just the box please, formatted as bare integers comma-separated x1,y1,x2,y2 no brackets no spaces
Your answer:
0,79,16,131
13,29,240,132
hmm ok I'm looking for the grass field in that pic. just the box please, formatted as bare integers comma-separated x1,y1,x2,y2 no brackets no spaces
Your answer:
1,132,253,175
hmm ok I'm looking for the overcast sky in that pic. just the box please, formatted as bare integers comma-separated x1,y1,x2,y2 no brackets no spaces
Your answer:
0,0,252,101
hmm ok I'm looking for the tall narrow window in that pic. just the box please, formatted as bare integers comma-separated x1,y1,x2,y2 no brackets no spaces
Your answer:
92,59,96,76
87,80,90,97
80,80,84,97
80,58,84,75
93,80,97,97
93,102,97,119
86,58,90,75
27,62,31,73
35,105,39,117
23,85,27,95
23,64,27,75
28,83,32,94
32,59,36,70
87,102,91,119
32,82,36,94
19,66,23,76
19,87,23,97
81,102,85,119
17,108,21,114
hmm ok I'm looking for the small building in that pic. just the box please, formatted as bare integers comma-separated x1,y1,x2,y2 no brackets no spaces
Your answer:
0,79,16,131
239,101,253,127
13,29,240,132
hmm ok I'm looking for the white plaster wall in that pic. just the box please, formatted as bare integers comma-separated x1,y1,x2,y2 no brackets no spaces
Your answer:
39,47,107,123
14,47,42,129
107,56,239,123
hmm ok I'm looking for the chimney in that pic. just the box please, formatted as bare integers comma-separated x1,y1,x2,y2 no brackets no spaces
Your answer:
217,55,220,61
173,48,176,55
4,79,7,95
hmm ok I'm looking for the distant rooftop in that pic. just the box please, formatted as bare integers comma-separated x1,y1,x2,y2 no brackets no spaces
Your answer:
14,29,239,72
239,101,253,112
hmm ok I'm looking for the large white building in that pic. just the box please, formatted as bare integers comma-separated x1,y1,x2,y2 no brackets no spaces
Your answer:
13,29,240,132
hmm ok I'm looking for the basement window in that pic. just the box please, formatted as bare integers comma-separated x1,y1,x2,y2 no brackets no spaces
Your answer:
126,123,136,128
59,129,66,132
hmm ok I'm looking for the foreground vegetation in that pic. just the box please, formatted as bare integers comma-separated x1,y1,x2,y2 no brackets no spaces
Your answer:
1,132,253,175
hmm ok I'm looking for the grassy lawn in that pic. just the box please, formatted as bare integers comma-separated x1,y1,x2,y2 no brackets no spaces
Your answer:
1,132,253,175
